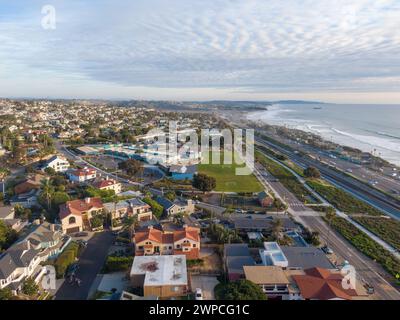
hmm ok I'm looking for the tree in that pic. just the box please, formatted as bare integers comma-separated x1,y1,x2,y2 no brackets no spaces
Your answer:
22,277,39,296
215,279,266,300
90,215,104,229
165,191,176,202
142,197,164,219
40,178,54,210
304,166,321,179
118,159,144,176
44,167,56,176
192,173,216,192
271,219,283,241
0,220,17,252
0,287,13,300
14,204,31,220
51,191,70,208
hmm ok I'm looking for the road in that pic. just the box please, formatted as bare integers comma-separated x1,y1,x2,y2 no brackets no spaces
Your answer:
301,216,400,300
55,231,115,300
253,147,400,299
255,136,400,219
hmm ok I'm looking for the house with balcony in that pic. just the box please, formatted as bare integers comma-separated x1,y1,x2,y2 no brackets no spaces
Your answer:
0,222,70,295
40,155,70,173
59,197,104,234
92,177,122,194
134,225,200,259
104,198,153,225
67,167,97,183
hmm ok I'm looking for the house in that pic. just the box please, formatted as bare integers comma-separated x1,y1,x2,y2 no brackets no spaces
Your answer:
20,221,71,260
257,191,274,207
259,242,289,268
0,222,70,295
0,206,15,220
156,197,195,215
104,198,152,222
244,266,298,300
134,225,200,259
168,165,197,181
59,197,104,234
41,155,70,173
9,189,40,208
223,244,255,281
92,177,122,194
14,174,45,195
280,246,334,270
291,267,360,300
0,206,25,231
67,167,97,183
130,255,188,298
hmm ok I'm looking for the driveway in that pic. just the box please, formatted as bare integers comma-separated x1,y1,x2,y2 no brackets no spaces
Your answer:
190,275,219,300
55,231,115,300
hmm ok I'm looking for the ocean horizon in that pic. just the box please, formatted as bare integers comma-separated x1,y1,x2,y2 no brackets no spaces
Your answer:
247,103,400,166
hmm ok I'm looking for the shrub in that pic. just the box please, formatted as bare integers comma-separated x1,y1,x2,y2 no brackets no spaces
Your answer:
54,242,80,278
103,256,133,273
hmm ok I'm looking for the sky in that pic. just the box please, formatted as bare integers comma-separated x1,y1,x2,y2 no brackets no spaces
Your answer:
1,0,400,103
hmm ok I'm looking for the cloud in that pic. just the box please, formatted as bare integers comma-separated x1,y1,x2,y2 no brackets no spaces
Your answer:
0,0,400,101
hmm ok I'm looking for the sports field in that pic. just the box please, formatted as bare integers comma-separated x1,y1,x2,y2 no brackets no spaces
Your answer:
198,151,263,193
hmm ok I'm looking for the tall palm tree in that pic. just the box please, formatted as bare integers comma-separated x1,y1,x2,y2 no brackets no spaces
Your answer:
40,178,53,210
271,219,283,241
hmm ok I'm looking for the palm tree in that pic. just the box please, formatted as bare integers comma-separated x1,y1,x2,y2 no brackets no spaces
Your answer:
271,219,283,241
40,178,53,210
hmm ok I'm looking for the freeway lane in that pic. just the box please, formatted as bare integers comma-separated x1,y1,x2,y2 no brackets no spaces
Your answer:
301,216,400,300
255,137,400,219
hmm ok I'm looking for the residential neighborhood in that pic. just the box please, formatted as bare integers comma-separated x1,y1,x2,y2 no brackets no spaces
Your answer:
0,98,399,303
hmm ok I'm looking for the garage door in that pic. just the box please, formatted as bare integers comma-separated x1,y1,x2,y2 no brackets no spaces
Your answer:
66,227,81,234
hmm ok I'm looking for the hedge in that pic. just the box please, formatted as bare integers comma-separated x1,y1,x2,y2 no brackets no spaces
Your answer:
54,242,80,278
103,256,133,273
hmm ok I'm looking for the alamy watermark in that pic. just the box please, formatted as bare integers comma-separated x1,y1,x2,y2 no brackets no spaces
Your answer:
41,5,56,30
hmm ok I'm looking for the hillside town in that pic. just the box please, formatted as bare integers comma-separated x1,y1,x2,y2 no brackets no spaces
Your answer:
0,98,399,301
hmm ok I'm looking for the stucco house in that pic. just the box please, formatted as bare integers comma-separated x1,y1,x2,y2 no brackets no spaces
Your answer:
59,197,104,234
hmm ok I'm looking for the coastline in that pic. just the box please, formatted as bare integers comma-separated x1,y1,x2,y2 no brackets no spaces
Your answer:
245,104,400,167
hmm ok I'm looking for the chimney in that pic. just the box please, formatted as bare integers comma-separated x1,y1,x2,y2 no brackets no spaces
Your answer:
85,197,91,204
148,225,153,230
183,224,188,230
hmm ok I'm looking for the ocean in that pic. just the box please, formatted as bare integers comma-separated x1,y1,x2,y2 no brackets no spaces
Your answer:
247,103,400,166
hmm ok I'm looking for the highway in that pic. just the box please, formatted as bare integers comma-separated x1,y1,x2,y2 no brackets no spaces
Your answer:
254,144,400,300
255,136,400,219
301,216,400,300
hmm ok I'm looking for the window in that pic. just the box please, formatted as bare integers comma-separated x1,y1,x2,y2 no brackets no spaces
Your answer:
68,216,76,224
193,244,196,248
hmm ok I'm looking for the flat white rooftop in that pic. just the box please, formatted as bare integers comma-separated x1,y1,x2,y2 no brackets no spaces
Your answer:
130,255,188,287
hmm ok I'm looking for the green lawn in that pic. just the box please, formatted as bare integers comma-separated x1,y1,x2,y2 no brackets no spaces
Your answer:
198,151,263,193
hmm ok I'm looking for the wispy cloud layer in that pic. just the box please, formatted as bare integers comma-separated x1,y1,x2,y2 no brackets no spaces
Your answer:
1,0,400,102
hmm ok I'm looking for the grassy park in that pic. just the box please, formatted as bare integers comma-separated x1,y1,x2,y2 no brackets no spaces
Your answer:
198,151,263,193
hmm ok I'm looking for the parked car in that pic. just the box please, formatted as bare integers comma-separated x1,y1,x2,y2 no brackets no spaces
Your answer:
321,245,333,255
195,288,203,300
74,232,88,238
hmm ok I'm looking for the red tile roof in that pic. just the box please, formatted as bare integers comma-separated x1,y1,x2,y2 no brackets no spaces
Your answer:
135,228,164,244
70,168,96,177
173,226,200,242
59,197,103,220
292,267,358,300
134,226,200,246
93,179,119,189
